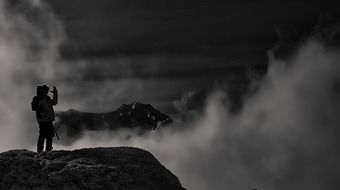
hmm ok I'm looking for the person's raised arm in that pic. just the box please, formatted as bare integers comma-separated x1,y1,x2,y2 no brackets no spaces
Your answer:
51,86,58,105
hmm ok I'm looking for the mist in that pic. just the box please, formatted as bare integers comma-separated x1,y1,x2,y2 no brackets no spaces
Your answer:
54,41,340,190
0,1,340,190
0,0,64,149
0,0,145,150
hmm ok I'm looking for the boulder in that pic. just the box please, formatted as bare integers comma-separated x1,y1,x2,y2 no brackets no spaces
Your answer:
0,147,186,190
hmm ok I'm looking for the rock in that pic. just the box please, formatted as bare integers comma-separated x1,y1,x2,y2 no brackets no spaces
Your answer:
55,102,172,142
0,147,186,190
54,102,173,145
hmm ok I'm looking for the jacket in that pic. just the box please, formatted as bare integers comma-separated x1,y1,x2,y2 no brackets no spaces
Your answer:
31,93,58,122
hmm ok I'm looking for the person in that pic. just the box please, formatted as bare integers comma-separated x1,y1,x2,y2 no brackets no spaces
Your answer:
31,85,58,153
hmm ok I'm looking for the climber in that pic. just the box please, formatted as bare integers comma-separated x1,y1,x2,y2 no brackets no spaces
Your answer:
31,85,58,153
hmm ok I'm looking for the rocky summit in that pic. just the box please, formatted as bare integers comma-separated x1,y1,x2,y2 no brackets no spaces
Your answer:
55,102,172,139
0,147,186,190
54,102,173,146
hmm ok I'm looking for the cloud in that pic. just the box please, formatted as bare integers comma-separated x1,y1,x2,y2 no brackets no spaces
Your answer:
0,0,64,150
55,41,340,190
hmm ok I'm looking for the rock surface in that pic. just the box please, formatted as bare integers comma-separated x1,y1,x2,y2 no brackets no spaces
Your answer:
54,102,173,145
0,147,186,190
55,102,172,139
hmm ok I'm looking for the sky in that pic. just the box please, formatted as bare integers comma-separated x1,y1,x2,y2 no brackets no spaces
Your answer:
41,0,340,113
49,0,338,57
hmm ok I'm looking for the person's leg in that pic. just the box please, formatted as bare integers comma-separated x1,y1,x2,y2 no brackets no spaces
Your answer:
46,137,53,151
45,122,54,151
37,135,44,153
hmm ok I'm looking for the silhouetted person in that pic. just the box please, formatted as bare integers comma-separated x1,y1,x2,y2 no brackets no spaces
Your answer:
31,85,58,153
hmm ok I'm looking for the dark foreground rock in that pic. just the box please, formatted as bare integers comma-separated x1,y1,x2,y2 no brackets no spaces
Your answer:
0,147,186,190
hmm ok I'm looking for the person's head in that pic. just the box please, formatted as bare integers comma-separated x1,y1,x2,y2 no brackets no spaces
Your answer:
39,85,49,96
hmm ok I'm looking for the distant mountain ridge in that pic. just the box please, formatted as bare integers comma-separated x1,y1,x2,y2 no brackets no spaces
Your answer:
55,102,172,143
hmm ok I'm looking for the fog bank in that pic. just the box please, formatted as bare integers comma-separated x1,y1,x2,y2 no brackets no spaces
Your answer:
54,41,340,190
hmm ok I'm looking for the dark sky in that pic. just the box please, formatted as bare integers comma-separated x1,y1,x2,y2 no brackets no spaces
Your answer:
47,0,340,57
44,0,340,113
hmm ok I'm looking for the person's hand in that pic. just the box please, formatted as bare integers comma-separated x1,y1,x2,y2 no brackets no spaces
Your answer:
51,86,58,94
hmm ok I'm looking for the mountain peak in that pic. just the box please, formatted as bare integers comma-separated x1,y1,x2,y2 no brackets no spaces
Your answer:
55,102,173,145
